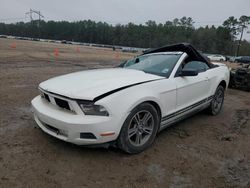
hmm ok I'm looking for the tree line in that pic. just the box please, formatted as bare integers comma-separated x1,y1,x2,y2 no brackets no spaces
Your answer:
0,16,250,56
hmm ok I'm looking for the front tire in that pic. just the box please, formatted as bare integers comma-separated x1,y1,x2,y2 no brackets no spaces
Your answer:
208,85,225,115
117,103,159,154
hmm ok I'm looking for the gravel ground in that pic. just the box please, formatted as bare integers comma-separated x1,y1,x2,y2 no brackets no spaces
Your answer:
0,38,250,188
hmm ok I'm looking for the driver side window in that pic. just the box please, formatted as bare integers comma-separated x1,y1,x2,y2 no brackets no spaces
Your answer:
183,61,209,73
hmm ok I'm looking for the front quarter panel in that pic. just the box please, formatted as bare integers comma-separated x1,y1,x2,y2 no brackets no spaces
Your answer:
95,79,177,134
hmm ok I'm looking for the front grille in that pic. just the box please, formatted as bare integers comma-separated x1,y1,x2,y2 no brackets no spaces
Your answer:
54,97,70,110
40,90,72,111
44,93,50,102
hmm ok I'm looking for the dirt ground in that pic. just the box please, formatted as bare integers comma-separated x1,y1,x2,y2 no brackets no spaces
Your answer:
0,38,250,188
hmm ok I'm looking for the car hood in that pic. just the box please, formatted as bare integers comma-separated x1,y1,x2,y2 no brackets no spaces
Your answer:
39,68,163,101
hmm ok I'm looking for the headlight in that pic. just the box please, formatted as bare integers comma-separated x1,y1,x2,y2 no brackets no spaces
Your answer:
77,100,109,116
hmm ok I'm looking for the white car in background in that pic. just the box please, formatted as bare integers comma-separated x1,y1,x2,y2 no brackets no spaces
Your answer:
31,43,230,154
207,54,226,61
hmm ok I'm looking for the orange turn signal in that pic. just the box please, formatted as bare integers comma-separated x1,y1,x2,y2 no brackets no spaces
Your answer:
100,132,115,137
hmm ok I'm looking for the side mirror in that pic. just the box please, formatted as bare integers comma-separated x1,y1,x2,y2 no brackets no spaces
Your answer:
179,69,198,76
135,58,140,63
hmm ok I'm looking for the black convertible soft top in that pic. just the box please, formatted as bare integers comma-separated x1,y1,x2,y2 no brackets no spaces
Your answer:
143,43,214,67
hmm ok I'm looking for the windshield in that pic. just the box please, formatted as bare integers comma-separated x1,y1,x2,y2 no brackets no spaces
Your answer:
123,54,181,77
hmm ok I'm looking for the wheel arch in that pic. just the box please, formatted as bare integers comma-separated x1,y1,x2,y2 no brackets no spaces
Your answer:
125,99,163,133
116,99,163,153
143,100,162,122
126,96,163,119
211,79,227,96
218,80,227,89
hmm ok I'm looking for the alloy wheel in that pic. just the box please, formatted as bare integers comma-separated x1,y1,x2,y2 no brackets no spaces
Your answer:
127,110,154,147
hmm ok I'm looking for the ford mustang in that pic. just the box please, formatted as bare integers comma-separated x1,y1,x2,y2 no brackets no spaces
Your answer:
31,43,230,153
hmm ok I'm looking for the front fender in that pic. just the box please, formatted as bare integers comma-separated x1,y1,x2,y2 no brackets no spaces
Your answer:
95,79,176,134
97,85,163,117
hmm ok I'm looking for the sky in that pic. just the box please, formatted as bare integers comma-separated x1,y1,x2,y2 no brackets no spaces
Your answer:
0,0,250,40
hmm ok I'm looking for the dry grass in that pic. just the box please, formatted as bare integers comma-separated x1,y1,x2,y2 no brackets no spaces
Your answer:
0,38,137,63
0,38,241,69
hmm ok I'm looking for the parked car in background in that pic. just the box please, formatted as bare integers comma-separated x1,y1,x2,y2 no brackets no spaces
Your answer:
207,54,226,61
61,40,67,44
0,35,7,38
229,64,250,91
235,56,250,64
31,43,230,154
122,47,138,53
227,56,237,62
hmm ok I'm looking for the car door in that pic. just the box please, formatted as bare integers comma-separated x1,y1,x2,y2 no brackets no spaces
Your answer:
174,60,211,113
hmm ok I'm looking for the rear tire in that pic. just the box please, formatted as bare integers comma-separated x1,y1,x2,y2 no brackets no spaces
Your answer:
117,103,159,154
208,85,225,115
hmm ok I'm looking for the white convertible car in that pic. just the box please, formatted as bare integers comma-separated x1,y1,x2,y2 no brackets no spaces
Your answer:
31,43,230,153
